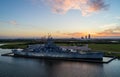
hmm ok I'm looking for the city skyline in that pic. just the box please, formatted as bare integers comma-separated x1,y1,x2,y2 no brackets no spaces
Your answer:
0,0,120,39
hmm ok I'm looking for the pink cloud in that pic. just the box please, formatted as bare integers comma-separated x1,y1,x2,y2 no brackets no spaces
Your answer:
43,0,108,16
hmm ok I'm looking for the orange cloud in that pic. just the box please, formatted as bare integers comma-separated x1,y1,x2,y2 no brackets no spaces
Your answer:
57,25,120,38
61,32,90,38
43,0,108,16
63,32,84,37
95,26,120,37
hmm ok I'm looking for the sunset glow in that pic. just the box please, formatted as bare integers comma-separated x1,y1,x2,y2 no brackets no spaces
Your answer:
0,0,120,39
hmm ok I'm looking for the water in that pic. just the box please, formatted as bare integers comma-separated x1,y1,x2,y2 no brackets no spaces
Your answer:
0,48,120,77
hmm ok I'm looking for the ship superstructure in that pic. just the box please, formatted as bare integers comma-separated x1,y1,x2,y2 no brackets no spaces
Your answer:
12,36,103,60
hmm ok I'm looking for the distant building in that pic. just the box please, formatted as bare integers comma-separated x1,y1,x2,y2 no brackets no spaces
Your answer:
81,34,91,40
81,36,84,39
85,36,87,39
88,34,91,39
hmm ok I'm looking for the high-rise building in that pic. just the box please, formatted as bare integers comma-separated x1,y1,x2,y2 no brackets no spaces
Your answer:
88,34,91,39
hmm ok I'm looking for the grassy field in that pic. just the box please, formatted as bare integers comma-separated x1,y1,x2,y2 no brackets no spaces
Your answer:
0,42,28,49
88,44,120,52
88,44,120,57
0,42,84,49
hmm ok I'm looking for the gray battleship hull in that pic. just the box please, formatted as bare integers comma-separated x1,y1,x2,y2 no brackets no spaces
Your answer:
13,51,103,60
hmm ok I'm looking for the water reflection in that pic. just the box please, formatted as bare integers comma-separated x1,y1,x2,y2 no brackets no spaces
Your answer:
0,48,120,77
42,60,104,77
10,58,105,77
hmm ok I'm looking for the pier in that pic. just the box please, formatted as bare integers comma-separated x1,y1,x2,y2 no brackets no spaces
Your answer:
1,52,116,63
1,52,14,56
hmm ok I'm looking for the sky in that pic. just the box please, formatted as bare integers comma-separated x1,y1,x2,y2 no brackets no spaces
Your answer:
0,0,120,39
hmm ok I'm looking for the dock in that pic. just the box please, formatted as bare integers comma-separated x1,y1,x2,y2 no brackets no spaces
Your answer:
1,52,14,56
1,52,116,63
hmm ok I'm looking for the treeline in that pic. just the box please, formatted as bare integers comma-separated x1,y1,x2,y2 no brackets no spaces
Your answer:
0,38,120,44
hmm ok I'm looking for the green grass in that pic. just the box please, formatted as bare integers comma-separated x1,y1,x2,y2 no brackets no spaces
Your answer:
88,44,120,52
0,44,27,49
56,43,84,46
0,42,28,49
0,42,84,49
89,44,120,58
1,43,120,52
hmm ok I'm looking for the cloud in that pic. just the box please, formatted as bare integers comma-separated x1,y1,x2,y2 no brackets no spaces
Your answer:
9,20,18,25
97,25,120,36
63,32,85,37
116,16,120,20
100,23,117,29
60,24,120,38
0,20,18,26
42,0,108,16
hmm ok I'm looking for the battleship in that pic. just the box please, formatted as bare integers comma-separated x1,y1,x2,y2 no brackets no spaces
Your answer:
12,36,103,60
